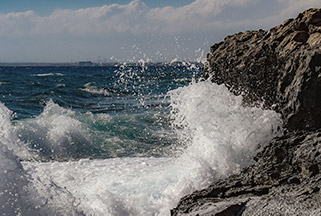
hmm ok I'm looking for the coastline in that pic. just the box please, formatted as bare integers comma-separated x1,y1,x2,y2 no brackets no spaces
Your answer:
172,8,321,215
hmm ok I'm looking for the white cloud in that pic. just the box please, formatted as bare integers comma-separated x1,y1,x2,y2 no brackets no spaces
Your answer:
0,0,320,61
146,0,255,33
148,0,252,21
0,10,34,36
0,0,320,37
32,0,148,35
0,0,259,36
277,0,321,19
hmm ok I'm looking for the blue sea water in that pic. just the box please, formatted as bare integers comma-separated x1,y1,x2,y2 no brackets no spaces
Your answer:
0,63,283,215
0,64,199,160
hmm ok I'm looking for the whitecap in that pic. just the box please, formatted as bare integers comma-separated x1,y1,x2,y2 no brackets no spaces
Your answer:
56,83,65,88
32,73,64,77
14,100,92,159
80,83,110,96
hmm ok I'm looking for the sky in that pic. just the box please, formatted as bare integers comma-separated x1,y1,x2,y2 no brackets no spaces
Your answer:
0,0,320,63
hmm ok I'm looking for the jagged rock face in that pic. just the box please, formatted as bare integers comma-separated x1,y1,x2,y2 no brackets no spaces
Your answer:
171,130,321,216
172,8,321,216
204,8,321,131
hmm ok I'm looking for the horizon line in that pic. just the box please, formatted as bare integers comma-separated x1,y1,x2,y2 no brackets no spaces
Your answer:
0,61,203,66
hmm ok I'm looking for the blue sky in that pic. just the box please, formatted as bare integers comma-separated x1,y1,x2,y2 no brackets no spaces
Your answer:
0,0,195,15
0,0,320,62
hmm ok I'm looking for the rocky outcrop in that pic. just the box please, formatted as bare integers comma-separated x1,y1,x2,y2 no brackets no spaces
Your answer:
172,8,321,216
204,8,321,131
172,130,321,215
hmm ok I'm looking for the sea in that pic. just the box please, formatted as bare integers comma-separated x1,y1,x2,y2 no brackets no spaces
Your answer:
0,63,283,215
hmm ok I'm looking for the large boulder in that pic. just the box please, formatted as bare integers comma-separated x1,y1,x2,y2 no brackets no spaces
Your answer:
204,8,321,131
172,8,321,216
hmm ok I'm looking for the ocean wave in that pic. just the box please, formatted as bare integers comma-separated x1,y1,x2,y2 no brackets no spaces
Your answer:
13,100,170,160
56,83,65,88
173,77,190,82
0,81,10,85
0,80,283,215
166,81,283,201
32,73,64,77
0,102,31,159
14,100,102,160
80,82,110,96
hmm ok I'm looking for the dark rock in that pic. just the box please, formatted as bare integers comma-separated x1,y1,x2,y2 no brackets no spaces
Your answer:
215,202,246,216
309,164,319,176
292,31,309,42
172,131,321,215
295,22,309,31
172,8,321,216
288,176,301,184
203,8,321,131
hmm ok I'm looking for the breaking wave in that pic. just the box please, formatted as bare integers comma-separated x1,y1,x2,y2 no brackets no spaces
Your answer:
0,80,283,215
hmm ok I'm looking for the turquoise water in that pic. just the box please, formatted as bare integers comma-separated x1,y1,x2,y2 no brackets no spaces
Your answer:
0,64,200,160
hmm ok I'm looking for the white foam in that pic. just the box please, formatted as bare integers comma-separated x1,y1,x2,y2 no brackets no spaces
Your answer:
0,81,283,215
0,101,91,214
0,103,33,215
163,81,283,207
32,73,64,77
14,100,93,159
23,157,173,215
170,58,179,65
0,143,27,215
80,82,110,96
0,102,31,159
56,83,65,88
17,81,282,215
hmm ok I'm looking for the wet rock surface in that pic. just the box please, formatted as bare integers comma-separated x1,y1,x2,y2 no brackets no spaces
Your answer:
172,8,321,216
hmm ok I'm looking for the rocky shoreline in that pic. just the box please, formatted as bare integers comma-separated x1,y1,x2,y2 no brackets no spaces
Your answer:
171,8,321,216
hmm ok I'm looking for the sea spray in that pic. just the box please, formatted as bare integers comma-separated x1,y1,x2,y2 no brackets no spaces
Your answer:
0,65,283,215
15,100,94,160
21,81,281,215
0,102,31,159
0,140,27,215
163,81,283,209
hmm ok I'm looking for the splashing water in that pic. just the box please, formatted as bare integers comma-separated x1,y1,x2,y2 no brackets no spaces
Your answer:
0,65,282,215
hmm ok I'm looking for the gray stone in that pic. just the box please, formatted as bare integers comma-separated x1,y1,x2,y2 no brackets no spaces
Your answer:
172,8,321,216
203,8,321,131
